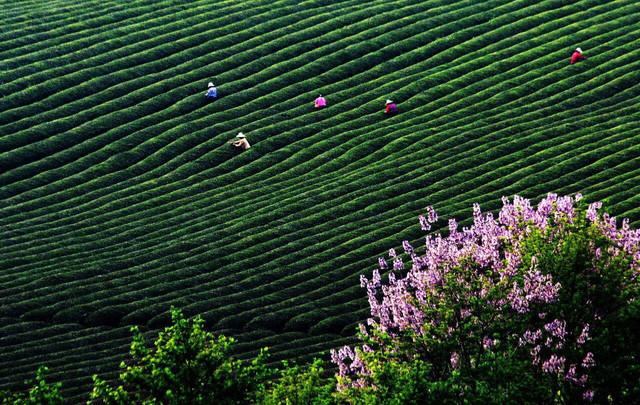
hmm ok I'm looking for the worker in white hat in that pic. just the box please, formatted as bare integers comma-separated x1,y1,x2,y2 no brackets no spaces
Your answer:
570,47,586,64
231,132,251,150
205,82,217,100
384,99,398,115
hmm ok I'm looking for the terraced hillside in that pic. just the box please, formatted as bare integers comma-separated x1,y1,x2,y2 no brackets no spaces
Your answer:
2,0,640,400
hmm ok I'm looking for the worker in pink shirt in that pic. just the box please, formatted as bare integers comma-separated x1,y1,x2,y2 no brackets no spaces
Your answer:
314,94,327,109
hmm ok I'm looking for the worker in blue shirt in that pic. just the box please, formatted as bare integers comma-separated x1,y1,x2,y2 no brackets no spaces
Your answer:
205,82,217,100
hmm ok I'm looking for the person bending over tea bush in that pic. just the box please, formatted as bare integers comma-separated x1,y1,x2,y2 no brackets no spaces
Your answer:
384,99,397,115
205,82,217,100
570,47,586,64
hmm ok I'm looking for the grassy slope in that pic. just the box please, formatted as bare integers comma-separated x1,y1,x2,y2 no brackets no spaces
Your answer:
1,0,639,400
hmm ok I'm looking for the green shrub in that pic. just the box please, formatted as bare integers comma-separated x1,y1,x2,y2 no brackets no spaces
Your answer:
89,307,272,404
0,366,63,405
259,359,335,405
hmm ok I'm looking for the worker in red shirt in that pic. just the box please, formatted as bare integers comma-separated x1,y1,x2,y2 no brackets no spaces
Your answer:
570,47,586,64
384,99,398,115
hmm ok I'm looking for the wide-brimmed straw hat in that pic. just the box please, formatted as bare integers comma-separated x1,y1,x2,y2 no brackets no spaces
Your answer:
385,99,393,105
208,82,214,87
575,47,583,53
236,132,246,138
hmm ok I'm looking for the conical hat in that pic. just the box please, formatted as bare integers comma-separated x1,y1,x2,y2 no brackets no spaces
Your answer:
236,132,245,138
386,99,393,104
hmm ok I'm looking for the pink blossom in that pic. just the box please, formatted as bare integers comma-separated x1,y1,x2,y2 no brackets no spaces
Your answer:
555,196,576,222
426,206,438,224
508,266,560,313
577,324,590,345
419,206,438,231
578,374,588,386
402,240,414,256
520,329,542,346
544,319,567,341
359,275,367,288
582,352,595,368
565,364,577,383
419,215,430,231
450,352,460,369
530,345,542,365
448,218,458,237
542,354,565,374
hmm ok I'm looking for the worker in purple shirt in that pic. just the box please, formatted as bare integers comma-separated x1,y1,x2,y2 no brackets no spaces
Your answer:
384,99,398,115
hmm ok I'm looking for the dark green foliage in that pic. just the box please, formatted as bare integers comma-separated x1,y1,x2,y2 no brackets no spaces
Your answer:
259,359,335,405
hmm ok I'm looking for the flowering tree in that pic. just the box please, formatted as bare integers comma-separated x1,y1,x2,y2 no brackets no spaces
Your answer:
333,194,640,403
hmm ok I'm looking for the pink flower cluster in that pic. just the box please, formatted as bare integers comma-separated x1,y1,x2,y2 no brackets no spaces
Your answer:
590,208,640,272
330,346,368,391
358,194,580,338
508,267,561,313
542,354,565,374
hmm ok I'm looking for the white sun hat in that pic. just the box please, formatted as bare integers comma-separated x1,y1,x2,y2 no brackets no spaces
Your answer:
576,47,583,53
208,82,214,87
236,132,246,138
386,99,393,104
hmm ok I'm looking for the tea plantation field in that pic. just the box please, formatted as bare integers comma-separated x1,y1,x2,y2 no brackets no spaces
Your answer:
2,0,640,400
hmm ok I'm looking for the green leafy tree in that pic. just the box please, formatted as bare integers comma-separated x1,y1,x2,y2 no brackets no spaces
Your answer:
259,359,335,405
0,366,63,405
89,308,271,404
